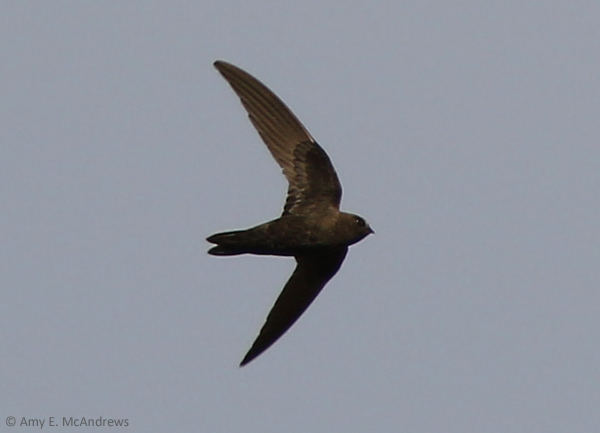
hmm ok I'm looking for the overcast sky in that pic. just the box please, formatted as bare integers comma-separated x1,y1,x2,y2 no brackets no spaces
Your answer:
2,2,599,432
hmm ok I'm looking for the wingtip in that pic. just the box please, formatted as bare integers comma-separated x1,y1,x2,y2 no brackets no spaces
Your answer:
213,60,232,72
240,341,274,367
239,354,253,367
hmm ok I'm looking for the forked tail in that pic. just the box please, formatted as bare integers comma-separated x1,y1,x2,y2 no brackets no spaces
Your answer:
206,230,254,256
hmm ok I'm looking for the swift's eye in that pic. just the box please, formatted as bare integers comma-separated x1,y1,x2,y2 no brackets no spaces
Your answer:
355,217,366,227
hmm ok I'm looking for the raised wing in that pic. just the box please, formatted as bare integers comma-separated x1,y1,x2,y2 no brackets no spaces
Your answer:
214,61,342,215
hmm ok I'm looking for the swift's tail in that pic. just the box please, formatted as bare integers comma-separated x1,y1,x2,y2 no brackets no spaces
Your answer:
206,230,255,256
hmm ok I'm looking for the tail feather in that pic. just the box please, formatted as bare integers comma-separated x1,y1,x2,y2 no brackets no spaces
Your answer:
206,230,253,256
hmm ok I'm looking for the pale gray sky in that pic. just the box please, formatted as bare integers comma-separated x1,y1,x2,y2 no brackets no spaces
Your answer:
2,2,599,432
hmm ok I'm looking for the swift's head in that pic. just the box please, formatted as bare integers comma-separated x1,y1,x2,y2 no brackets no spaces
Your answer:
337,212,374,246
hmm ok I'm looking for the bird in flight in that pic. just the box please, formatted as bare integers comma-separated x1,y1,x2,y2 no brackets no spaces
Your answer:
207,60,373,366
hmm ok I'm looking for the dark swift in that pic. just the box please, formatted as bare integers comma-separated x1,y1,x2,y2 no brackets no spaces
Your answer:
207,60,373,366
